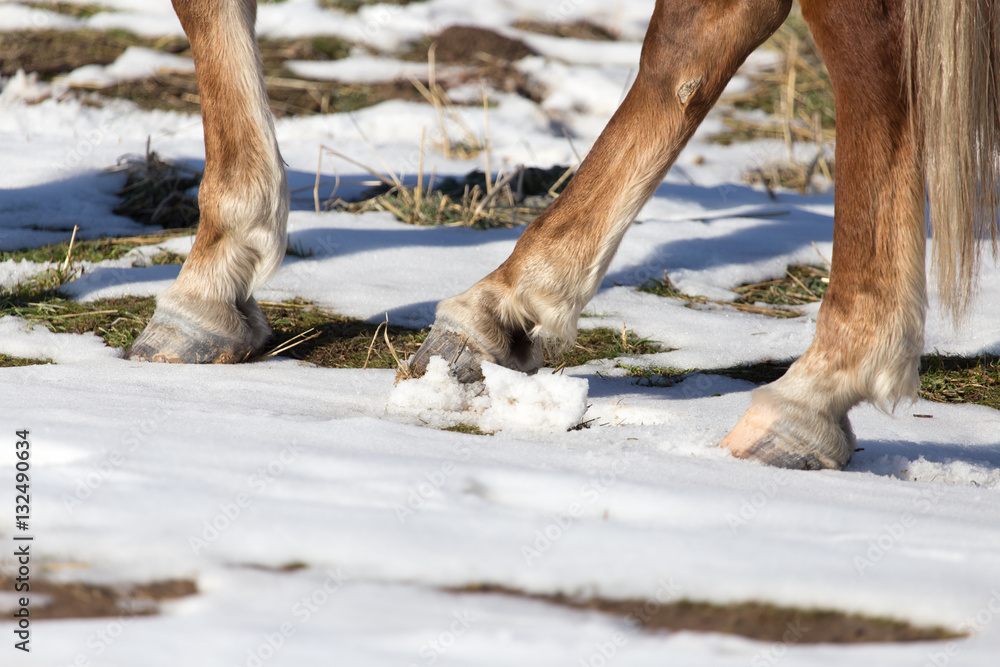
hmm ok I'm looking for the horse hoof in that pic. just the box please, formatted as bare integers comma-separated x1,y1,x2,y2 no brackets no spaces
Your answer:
408,326,497,382
719,389,856,470
125,313,258,364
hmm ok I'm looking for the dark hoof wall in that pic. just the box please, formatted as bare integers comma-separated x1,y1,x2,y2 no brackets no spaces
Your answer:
125,317,255,364
409,327,496,383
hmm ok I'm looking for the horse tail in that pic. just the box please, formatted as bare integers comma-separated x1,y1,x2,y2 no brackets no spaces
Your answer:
905,0,1000,318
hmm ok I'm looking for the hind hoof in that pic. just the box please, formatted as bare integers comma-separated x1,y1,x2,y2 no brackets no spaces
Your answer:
408,326,497,383
125,313,260,364
720,387,855,470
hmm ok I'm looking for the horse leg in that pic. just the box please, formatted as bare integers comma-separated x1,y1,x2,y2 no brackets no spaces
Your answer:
126,0,288,363
411,0,793,381
720,0,925,469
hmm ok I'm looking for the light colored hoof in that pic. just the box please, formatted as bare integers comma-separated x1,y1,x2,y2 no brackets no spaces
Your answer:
408,326,497,383
125,312,262,364
720,390,856,470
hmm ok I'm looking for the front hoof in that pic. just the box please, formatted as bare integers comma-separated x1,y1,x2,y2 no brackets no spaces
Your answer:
125,313,259,364
408,326,497,383
720,389,855,470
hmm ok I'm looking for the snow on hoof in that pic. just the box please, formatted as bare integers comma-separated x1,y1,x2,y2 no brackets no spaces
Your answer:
408,326,497,383
125,313,259,364
389,356,588,434
719,389,856,471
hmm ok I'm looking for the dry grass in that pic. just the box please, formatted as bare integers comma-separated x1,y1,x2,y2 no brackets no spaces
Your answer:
0,29,187,79
554,326,662,368
0,28,421,118
112,148,201,228
617,364,689,387
920,356,1000,410
452,583,961,643
734,264,830,306
0,291,156,351
263,301,658,371
0,354,53,368
513,20,617,41
98,71,424,118
640,272,802,319
330,160,573,229
712,6,836,193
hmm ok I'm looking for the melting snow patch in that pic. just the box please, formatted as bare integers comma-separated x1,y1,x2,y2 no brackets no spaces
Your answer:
61,47,195,89
387,357,588,434
0,316,120,363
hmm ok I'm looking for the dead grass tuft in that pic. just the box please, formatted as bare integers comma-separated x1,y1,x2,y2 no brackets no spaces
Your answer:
111,147,201,228
555,326,662,368
331,161,573,229
639,271,803,319
734,264,829,306
920,356,1000,410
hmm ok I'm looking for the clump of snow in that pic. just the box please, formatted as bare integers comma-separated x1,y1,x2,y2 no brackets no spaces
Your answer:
0,70,53,106
387,356,588,433
60,47,195,88
0,315,120,362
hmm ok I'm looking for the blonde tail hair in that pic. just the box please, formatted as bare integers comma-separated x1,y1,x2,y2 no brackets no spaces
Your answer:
906,0,1000,318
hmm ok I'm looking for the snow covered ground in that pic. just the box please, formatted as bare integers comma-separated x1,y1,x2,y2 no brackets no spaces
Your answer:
1,1,1000,665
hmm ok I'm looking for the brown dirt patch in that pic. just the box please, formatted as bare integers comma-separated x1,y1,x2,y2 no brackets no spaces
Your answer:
0,29,187,79
26,578,197,620
513,19,618,41
423,26,537,64
404,26,543,102
454,584,962,643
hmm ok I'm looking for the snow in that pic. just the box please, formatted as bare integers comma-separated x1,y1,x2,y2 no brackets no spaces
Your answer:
1,1,1000,665
60,47,195,89
0,315,120,363
388,357,590,433
285,56,445,84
